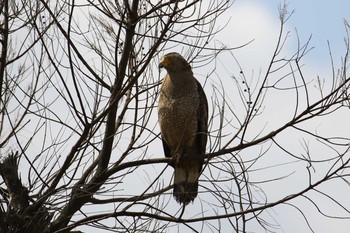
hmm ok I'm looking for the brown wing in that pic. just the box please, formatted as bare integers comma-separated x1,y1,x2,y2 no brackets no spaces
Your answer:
161,137,171,158
195,79,208,157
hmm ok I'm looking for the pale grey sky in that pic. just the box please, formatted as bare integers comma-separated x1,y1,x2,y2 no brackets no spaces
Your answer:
208,1,350,232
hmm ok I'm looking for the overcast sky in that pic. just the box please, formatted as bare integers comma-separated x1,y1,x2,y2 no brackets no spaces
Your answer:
221,0,350,79
210,1,350,232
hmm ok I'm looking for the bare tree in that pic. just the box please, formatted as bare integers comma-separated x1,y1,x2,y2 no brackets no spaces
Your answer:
0,1,349,232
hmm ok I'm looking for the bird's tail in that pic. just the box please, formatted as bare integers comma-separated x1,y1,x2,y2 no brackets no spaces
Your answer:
173,163,201,205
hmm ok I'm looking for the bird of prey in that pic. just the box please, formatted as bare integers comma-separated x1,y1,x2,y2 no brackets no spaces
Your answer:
158,52,208,205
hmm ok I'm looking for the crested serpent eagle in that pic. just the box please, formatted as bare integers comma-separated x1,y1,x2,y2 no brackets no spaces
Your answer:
158,52,208,205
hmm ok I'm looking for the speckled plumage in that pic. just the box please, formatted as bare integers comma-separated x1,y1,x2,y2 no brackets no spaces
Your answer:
158,52,208,205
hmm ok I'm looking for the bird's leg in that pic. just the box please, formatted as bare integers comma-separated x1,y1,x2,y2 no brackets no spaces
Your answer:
173,152,185,166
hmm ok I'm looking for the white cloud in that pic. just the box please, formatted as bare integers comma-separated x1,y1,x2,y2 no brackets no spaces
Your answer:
217,2,280,71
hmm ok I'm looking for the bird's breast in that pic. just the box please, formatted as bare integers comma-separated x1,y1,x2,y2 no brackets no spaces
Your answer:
158,94,199,151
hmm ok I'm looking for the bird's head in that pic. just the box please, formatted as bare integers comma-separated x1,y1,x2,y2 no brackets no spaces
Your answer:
159,52,191,73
